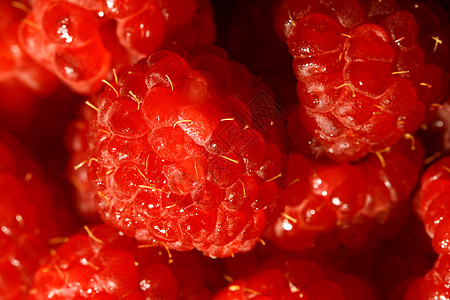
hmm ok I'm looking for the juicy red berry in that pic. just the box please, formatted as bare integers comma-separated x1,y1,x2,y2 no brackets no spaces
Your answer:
213,257,376,300
29,224,212,300
417,94,450,158
18,0,216,94
391,153,450,299
415,156,450,255
69,46,285,257
265,134,424,251
0,0,60,132
66,105,101,221
0,130,68,299
274,0,446,162
373,214,436,298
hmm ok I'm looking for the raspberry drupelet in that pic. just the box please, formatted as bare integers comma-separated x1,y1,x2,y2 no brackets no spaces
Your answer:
18,0,216,94
274,0,446,162
71,45,285,258
28,224,212,300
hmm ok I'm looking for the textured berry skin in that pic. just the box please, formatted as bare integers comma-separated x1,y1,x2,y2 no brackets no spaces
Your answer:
0,130,66,299
213,256,376,300
18,0,216,94
73,46,284,257
275,0,445,162
0,0,60,132
29,224,212,300
265,134,424,251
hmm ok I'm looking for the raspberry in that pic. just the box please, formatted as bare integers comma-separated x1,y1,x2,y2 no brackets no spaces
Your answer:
417,94,450,158
274,0,446,162
66,105,100,221
18,0,216,94
69,46,284,257
0,0,60,132
214,256,376,300
415,156,450,255
29,224,212,299
264,134,424,251
404,254,450,300
0,130,70,299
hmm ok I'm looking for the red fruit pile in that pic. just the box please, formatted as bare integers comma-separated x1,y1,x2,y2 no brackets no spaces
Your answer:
0,130,71,299
1,0,450,299
18,0,216,94
275,0,446,161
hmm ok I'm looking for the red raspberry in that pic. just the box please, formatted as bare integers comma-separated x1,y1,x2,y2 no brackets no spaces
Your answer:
415,156,450,255
18,0,216,94
386,154,450,299
0,130,70,299
274,0,446,162
0,0,60,132
29,224,212,299
404,254,450,300
214,256,376,300
69,46,285,257
264,134,424,251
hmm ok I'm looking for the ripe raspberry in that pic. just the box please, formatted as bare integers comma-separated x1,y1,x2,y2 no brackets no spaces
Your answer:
264,135,424,251
274,0,446,162
414,156,450,255
29,224,212,299
0,0,60,132
66,106,101,221
0,130,70,299
214,256,376,300
70,46,284,257
18,0,216,94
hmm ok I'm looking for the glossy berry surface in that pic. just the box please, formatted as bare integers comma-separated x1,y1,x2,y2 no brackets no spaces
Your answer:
72,46,284,257
274,0,445,162
18,0,216,94
29,224,212,300
265,133,424,251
